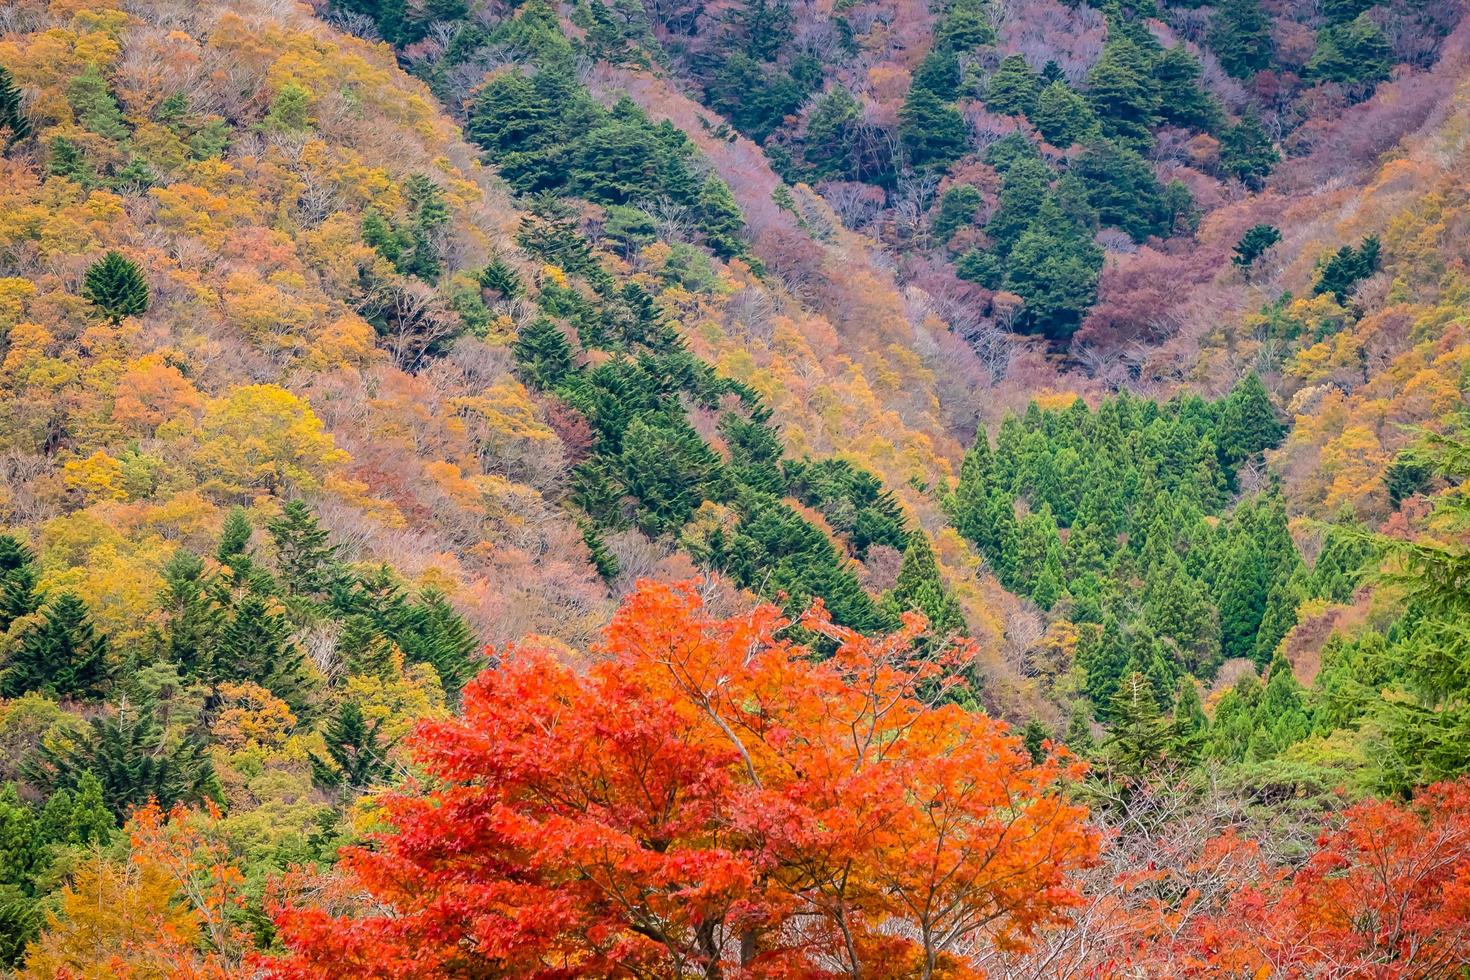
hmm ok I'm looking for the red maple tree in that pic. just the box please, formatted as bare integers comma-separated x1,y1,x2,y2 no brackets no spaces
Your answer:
263,580,1097,978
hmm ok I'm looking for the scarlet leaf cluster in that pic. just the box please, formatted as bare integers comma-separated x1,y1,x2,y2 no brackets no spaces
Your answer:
1187,780,1470,977
264,580,1096,978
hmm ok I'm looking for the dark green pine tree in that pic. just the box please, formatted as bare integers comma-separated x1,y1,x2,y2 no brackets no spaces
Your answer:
1104,671,1171,776
984,54,1041,117
695,177,748,260
216,593,311,710
1021,718,1052,764
513,318,576,389
1308,13,1392,88
478,256,523,299
801,87,863,181
1,593,109,700
898,84,969,172
1215,373,1283,472
1072,139,1167,242
1171,678,1209,764
155,551,225,678
1219,111,1278,190
400,173,449,282
1208,0,1274,79
1085,37,1161,148
1004,197,1103,340
0,535,40,633
618,416,720,535
27,701,215,820
1313,235,1380,303
1032,81,1099,147
882,534,967,646
1232,223,1281,270
309,700,393,793
0,66,29,148
267,500,343,602
81,251,149,323
985,154,1051,256
1155,46,1222,132
931,184,983,244
397,588,483,696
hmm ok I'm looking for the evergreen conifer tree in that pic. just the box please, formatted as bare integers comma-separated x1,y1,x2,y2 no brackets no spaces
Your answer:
268,500,342,602
0,66,29,147
513,318,576,389
985,55,1041,117
0,535,40,633
1,594,109,700
1208,0,1274,78
82,251,149,323
1104,671,1171,775
310,700,393,793
1032,81,1099,147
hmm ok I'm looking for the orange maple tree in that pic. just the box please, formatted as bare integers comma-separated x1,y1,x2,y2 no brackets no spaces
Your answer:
263,580,1097,978
1185,780,1470,977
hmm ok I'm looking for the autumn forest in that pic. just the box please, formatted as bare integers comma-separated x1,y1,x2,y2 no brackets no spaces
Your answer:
0,0,1469,975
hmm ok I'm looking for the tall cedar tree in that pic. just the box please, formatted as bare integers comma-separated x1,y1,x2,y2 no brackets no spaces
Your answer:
1,593,109,700
81,251,149,323
0,66,29,146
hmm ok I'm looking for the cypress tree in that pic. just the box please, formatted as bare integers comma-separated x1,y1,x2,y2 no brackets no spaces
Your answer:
0,66,29,147
1,594,109,700
883,534,966,646
1104,671,1170,775
0,536,40,633
513,318,576,389
82,251,149,323
1215,373,1283,471
1208,0,1274,79
1032,81,1099,147
1171,678,1209,763
984,55,1041,117
310,701,393,793
267,500,342,601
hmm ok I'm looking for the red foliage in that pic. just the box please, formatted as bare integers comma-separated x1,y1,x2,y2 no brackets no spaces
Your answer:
1185,781,1470,977
263,581,1097,978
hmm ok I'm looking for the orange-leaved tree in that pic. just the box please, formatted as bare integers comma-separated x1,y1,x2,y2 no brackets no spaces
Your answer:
264,580,1096,978
1187,779,1470,977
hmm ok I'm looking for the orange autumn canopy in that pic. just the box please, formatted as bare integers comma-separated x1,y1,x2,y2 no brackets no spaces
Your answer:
264,580,1097,978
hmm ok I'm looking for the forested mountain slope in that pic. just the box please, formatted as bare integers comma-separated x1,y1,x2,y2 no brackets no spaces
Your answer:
0,0,1469,974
